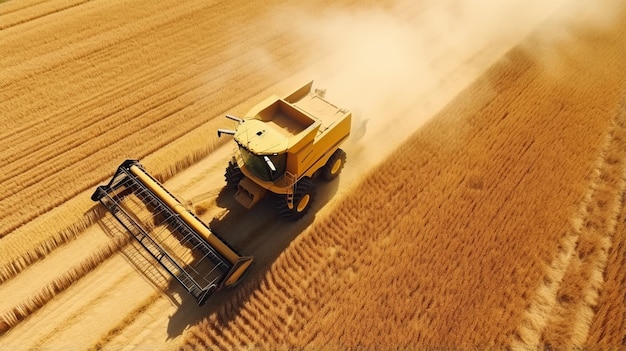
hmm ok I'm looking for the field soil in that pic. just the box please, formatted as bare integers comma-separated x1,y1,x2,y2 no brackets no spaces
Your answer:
0,0,624,350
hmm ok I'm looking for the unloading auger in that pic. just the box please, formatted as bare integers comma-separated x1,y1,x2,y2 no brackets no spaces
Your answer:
91,160,253,306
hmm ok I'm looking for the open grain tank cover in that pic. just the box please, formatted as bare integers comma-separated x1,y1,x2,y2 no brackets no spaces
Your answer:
91,159,253,306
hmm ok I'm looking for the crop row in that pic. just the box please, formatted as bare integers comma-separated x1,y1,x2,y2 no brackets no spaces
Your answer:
513,93,626,349
0,0,91,31
585,142,626,347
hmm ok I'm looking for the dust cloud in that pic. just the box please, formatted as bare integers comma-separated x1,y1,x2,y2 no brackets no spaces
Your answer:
517,0,624,79
287,1,559,117
264,0,564,169
266,0,621,171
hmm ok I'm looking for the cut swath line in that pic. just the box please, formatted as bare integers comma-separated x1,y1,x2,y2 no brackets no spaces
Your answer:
0,0,90,30
86,291,162,351
0,234,131,336
511,99,626,349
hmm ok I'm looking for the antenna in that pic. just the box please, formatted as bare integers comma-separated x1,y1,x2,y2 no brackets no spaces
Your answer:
217,129,236,137
225,114,243,124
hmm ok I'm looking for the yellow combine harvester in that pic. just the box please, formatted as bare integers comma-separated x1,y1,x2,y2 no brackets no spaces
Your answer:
218,81,352,220
92,82,352,304
92,160,253,306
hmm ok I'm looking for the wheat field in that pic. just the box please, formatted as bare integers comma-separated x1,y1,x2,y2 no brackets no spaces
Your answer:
1,0,625,350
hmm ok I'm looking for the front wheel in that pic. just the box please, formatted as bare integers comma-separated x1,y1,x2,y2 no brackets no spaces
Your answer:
276,177,316,220
321,148,346,181
224,160,243,190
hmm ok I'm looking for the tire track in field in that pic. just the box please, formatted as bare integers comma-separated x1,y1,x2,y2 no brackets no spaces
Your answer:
87,292,163,351
585,160,626,347
511,94,626,350
0,0,47,16
0,0,90,30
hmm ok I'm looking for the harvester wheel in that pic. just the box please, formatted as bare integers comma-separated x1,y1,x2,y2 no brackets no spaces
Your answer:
276,177,316,220
224,161,243,190
321,148,346,181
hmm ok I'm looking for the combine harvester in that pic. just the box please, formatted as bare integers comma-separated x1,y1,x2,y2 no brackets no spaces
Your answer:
92,82,353,304
218,81,353,220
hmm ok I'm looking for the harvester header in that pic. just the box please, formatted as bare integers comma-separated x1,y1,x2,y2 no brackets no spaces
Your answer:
91,160,253,305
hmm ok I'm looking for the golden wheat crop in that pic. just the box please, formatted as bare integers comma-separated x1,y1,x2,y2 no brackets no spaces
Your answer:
180,3,626,349
1,0,625,349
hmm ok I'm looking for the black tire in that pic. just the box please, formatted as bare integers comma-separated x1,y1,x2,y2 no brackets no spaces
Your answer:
276,177,316,220
224,161,243,190
321,148,346,181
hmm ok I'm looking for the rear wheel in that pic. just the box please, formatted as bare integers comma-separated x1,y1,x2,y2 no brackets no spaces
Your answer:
321,148,346,181
276,177,316,220
224,161,243,190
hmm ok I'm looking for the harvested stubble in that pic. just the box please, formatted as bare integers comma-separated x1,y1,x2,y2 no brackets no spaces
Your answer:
0,234,131,335
181,4,626,349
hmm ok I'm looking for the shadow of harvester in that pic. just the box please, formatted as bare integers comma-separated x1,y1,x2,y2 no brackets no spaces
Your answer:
164,176,340,338
92,172,340,340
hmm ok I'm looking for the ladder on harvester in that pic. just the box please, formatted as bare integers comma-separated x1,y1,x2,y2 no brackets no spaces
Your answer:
285,171,296,208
